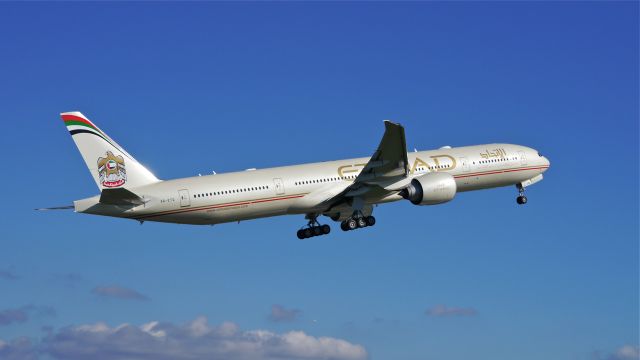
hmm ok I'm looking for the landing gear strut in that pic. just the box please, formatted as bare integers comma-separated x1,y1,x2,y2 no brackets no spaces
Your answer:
297,215,330,240
516,184,528,205
340,211,376,232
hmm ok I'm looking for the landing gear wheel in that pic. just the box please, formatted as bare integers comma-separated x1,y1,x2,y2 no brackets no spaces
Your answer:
296,214,333,238
357,217,367,228
347,218,358,231
515,184,528,205
365,216,376,227
340,221,349,231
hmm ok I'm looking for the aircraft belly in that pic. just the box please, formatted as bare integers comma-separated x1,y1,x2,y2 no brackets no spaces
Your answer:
209,200,292,224
174,197,295,225
147,213,213,225
456,169,539,192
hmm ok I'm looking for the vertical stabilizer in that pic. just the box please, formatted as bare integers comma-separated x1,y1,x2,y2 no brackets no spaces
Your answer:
61,111,160,190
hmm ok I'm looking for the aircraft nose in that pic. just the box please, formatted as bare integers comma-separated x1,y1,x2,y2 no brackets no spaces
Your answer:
542,156,550,171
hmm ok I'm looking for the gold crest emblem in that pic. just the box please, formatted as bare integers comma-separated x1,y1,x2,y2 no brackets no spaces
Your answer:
97,151,126,188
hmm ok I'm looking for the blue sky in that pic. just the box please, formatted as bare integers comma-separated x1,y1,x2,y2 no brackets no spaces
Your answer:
0,2,637,360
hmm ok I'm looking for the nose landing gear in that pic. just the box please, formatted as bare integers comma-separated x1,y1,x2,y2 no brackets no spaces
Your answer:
516,184,528,205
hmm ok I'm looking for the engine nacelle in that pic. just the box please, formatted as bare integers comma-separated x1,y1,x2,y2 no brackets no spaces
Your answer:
400,172,457,205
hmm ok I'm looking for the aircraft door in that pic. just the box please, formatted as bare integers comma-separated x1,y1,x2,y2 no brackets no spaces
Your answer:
179,189,190,207
273,178,285,195
518,151,528,166
459,157,470,172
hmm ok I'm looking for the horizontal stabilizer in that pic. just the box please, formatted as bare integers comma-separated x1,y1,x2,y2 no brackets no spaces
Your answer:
35,205,74,211
100,188,145,206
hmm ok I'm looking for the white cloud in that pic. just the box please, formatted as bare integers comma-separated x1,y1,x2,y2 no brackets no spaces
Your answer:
91,285,149,301
268,304,302,322
0,305,56,326
0,270,18,280
609,345,640,360
0,337,37,360
43,316,367,360
0,308,28,326
425,304,477,317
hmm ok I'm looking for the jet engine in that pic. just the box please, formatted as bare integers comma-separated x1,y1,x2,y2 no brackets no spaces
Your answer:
400,172,457,205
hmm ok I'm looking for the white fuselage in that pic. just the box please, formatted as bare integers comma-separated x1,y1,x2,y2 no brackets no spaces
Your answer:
74,143,550,225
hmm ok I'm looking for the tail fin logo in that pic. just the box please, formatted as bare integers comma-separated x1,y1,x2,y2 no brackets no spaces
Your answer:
97,151,126,188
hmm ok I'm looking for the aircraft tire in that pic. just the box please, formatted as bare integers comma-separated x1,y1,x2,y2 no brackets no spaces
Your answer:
366,216,376,226
321,224,330,234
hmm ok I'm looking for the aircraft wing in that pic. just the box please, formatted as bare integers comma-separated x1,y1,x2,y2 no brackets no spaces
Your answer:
338,120,412,200
291,120,410,213
354,120,409,182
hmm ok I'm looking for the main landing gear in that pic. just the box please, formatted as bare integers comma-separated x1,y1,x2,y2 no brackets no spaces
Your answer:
297,215,330,240
340,212,376,231
516,184,528,205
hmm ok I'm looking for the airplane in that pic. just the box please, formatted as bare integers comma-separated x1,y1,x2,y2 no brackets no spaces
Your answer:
41,112,550,239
